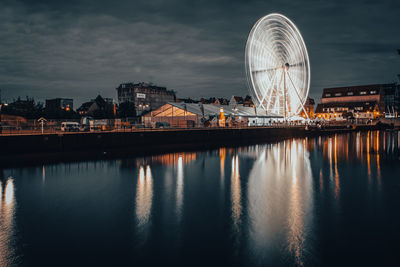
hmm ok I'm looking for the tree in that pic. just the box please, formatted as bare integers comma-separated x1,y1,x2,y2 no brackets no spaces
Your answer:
117,102,136,118
2,96,44,119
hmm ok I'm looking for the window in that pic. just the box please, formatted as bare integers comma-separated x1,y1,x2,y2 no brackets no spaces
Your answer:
335,93,342,96
325,93,331,97
347,92,353,96
370,90,377,94
360,91,367,95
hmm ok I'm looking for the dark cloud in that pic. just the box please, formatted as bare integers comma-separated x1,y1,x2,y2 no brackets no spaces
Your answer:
0,0,399,106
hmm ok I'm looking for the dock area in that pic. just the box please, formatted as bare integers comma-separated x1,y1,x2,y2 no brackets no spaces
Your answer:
0,124,392,166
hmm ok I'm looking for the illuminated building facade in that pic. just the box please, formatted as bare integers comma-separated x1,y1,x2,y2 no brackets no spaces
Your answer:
299,97,315,118
116,82,176,116
315,83,399,119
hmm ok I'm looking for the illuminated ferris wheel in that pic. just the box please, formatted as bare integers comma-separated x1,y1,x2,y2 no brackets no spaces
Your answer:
245,13,311,119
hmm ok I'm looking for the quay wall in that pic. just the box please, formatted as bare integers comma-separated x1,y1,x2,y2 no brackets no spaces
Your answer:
0,125,381,165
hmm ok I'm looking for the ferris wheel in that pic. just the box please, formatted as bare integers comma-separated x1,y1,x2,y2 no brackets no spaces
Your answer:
245,13,310,119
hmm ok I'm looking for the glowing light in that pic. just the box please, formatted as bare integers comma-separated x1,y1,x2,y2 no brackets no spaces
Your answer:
220,148,226,179
135,166,153,227
245,13,310,117
231,155,241,229
176,155,184,216
0,177,16,267
5,179,14,205
247,142,313,266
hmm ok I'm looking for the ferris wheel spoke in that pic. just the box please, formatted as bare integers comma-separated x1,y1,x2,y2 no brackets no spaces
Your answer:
288,62,304,68
258,68,278,108
268,68,284,111
286,70,309,119
251,67,279,74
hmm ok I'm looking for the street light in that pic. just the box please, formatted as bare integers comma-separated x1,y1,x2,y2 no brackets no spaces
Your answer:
37,117,47,134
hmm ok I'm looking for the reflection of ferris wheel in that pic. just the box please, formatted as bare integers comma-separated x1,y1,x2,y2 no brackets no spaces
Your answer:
245,13,311,119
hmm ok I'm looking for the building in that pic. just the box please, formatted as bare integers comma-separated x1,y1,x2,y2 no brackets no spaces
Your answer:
214,98,229,105
142,102,282,128
384,84,400,116
315,83,399,119
178,98,199,103
77,95,115,118
116,82,176,116
45,98,73,112
243,95,254,107
229,96,244,107
299,97,315,118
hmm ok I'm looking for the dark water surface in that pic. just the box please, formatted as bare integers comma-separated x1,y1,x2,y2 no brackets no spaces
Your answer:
1,131,400,266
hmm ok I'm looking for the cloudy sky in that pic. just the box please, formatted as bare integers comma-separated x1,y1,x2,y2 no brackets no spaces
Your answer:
0,0,399,106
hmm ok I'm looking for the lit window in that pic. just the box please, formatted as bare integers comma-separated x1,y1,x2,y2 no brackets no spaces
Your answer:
370,90,377,94
360,91,367,95
347,92,353,96
335,93,342,96
325,93,331,97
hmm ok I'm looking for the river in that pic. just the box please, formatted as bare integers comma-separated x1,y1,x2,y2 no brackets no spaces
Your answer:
1,131,399,266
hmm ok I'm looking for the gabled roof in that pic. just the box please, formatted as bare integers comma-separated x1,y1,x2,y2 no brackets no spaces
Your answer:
77,101,94,111
231,96,244,103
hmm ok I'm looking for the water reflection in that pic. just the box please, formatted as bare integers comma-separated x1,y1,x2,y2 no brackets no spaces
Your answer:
152,152,196,166
0,130,398,266
42,165,46,184
315,130,399,192
247,140,313,266
136,166,153,227
176,156,184,218
120,152,196,169
319,131,399,164
220,148,226,180
231,155,241,231
0,177,16,266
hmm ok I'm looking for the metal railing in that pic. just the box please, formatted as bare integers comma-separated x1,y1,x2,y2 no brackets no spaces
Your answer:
0,118,382,136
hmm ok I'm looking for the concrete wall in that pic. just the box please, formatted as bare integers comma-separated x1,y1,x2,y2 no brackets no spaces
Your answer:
0,125,381,165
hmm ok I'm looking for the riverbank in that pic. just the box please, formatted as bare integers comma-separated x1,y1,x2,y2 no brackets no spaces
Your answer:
0,124,389,166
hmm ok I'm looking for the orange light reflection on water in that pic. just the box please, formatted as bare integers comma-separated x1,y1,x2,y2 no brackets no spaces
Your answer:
231,155,241,230
0,177,16,267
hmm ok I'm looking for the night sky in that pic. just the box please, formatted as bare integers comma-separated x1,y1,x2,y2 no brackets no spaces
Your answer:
1,0,399,106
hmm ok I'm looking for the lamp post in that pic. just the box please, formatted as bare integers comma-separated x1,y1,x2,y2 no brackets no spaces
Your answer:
37,117,47,134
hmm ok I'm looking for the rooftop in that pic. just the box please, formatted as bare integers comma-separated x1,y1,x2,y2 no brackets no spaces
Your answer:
151,102,283,118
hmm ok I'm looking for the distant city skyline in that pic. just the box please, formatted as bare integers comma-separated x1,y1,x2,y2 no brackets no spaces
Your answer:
1,0,399,107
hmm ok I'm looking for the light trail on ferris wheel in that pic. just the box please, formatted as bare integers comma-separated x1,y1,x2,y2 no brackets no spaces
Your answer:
245,13,311,120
